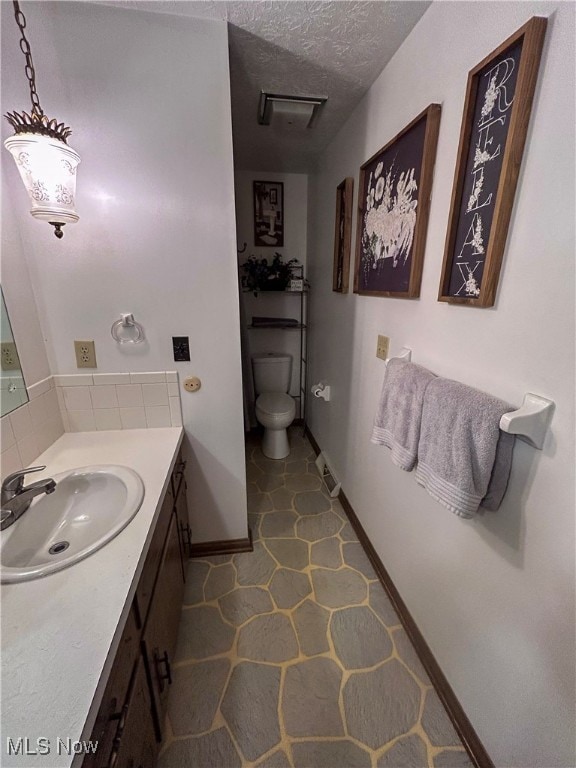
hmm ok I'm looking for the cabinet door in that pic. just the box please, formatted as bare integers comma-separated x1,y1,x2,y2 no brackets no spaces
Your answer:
141,512,185,741
135,486,174,626
108,658,157,768
84,607,140,768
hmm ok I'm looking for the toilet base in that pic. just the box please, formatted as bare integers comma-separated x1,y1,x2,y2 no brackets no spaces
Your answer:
262,427,290,460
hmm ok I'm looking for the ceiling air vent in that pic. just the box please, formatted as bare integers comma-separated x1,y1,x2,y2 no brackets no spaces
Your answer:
258,92,327,129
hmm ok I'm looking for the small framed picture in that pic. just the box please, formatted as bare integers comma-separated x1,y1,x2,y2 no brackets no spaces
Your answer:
353,104,441,298
254,181,284,247
333,177,354,293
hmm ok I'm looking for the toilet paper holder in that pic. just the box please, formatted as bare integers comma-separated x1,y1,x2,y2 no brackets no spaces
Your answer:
311,382,330,401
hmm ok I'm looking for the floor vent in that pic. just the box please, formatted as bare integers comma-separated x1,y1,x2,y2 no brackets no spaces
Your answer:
315,452,341,498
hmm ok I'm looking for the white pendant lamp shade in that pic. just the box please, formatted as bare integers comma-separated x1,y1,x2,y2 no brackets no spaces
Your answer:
4,132,80,227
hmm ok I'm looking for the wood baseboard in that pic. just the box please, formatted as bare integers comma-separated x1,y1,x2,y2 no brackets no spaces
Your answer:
189,529,253,558
305,426,493,768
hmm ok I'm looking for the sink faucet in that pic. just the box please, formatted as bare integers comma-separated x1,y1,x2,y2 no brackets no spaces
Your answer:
1,466,57,531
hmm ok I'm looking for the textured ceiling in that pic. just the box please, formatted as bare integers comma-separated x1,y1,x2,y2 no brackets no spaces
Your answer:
97,1,432,171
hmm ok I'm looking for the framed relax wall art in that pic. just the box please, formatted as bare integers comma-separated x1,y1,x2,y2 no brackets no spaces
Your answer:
438,17,547,307
254,181,284,247
333,177,354,293
353,104,441,298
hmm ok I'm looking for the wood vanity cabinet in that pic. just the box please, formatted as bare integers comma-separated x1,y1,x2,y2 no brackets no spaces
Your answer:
83,452,189,768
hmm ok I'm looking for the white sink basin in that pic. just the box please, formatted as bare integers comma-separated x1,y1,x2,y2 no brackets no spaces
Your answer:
0,465,144,584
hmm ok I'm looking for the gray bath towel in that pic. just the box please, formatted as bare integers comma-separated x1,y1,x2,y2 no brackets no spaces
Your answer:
371,359,437,471
415,378,516,517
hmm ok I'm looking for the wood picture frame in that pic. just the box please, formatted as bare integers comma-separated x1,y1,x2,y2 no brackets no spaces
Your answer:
353,104,441,298
333,177,354,293
253,181,284,247
438,17,547,307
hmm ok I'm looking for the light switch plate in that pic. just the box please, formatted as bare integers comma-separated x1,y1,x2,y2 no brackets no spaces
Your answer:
74,340,97,368
376,335,390,361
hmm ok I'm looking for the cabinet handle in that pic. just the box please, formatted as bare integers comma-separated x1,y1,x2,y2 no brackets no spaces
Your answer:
154,649,172,692
180,521,192,553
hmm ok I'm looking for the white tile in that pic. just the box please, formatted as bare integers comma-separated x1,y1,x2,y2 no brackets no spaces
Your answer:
56,387,65,410
94,409,122,431
167,382,179,397
169,397,182,427
119,407,147,429
54,374,94,387
116,384,143,408
9,404,34,441
92,373,130,386
35,421,56,455
130,372,166,384
165,371,178,383
63,386,92,411
28,395,51,428
142,383,169,407
17,434,40,466
67,410,97,432
90,385,119,409
27,377,52,400
60,410,71,432
1,416,16,452
1,444,23,480
44,413,65,445
43,388,59,418
145,406,171,428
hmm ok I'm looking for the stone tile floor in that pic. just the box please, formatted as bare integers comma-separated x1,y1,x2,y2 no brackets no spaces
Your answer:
158,428,473,768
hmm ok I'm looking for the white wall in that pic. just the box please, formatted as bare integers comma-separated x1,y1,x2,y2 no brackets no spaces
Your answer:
235,171,308,418
1,2,247,542
0,181,51,389
306,2,575,766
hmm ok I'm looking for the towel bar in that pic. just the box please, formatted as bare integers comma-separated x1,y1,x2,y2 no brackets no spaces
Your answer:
383,347,554,449
383,347,412,366
499,393,554,450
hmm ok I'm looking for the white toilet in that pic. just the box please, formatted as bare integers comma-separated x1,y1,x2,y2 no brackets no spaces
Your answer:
252,353,296,459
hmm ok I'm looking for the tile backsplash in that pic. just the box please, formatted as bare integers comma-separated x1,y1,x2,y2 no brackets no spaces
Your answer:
55,371,182,432
1,376,65,480
1,371,182,479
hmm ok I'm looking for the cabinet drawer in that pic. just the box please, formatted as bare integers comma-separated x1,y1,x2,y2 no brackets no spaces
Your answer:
84,606,140,768
134,485,174,626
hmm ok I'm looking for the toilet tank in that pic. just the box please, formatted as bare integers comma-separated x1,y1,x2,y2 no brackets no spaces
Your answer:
252,353,292,394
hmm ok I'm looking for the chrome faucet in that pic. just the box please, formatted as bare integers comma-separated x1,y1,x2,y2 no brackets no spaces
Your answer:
1,466,57,531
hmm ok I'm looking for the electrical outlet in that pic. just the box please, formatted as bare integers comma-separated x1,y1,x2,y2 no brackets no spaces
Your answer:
0,342,20,371
376,334,390,361
74,340,97,368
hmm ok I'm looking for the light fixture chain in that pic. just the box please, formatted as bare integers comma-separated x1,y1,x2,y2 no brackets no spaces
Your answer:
12,0,44,119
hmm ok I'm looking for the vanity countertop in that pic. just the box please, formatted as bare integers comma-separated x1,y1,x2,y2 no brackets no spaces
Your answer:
1,427,184,767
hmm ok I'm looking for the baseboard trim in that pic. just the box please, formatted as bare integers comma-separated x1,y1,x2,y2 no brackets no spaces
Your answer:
190,529,253,557
305,426,493,768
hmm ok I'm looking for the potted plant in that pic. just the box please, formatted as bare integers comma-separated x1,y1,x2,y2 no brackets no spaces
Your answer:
241,253,299,292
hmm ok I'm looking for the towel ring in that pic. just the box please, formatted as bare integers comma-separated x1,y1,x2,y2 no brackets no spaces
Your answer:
111,313,145,344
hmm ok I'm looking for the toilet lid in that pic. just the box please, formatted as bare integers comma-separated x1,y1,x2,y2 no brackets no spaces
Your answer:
256,392,295,416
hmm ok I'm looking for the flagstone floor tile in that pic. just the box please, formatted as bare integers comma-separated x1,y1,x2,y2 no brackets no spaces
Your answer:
159,429,468,767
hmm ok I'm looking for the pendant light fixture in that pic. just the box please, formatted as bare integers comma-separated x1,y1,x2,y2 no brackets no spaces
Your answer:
4,0,80,239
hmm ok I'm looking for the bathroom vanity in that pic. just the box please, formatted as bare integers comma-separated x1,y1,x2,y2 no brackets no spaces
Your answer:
1,428,187,768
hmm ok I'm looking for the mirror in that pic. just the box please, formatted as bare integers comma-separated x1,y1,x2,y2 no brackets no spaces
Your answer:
1,287,29,417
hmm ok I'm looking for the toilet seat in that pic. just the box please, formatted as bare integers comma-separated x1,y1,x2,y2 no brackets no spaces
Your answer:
255,392,295,419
